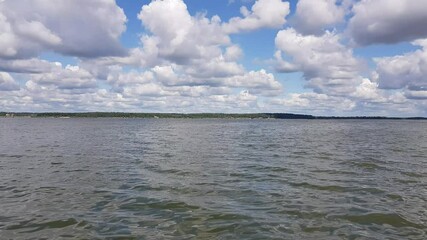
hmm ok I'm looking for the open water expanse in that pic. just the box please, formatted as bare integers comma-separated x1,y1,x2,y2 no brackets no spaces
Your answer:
0,118,426,239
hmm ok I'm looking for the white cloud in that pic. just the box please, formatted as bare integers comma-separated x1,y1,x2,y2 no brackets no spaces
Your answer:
351,78,385,102
374,40,427,97
133,0,284,95
348,0,427,46
207,90,259,111
138,0,193,58
275,28,363,95
271,27,425,114
0,0,127,59
107,70,154,92
0,72,19,91
223,0,290,33
271,92,356,114
152,65,183,86
78,0,284,101
0,58,61,73
141,64,280,96
405,90,427,100
0,12,17,57
122,82,174,98
224,45,244,61
0,0,425,116
226,69,283,96
138,0,229,65
168,86,232,98
184,57,245,79
15,20,62,47
29,65,97,91
293,0,347,35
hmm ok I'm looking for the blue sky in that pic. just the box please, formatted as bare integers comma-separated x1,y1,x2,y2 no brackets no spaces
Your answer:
0,0,426,116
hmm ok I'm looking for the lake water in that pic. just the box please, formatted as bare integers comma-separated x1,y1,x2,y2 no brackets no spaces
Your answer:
0,118,426,239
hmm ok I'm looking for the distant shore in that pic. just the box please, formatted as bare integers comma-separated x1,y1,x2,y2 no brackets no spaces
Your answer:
1,112,426,120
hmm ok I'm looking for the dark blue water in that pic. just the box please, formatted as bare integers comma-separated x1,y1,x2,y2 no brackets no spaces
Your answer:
0,118,426,239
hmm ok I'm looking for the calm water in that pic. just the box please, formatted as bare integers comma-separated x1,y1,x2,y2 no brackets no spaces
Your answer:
0,118,426,239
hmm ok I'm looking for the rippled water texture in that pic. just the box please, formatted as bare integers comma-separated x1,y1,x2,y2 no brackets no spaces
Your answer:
0,118,426,239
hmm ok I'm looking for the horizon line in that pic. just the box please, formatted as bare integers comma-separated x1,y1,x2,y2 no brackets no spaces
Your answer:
1,112,426,120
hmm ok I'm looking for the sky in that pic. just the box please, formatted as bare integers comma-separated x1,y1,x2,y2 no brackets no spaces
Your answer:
0,0,427,117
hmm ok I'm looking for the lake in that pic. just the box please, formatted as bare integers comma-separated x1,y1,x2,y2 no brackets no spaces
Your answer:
0,118,426,239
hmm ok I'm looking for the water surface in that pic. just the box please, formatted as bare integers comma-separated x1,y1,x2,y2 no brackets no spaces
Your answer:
0,118,426,239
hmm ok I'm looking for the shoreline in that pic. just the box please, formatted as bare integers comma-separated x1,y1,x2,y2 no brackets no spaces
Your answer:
1,112,426,120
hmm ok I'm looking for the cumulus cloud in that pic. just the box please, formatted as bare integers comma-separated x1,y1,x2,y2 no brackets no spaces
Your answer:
0,0,127,59
4,0,284,113
138,0,229,65
15,20,62,47
226,70,283,96
152,65,184,86
348,0,427,46
374,40,427,99
144,67,282,96
0,0,425,116
223,0,290,33
107,70,154,93
137,0,289,66
271,26,424,114
275,28,363,95
293,0,347,35
29,65,97,91
80,0,283,92
0,58,61,73
133,0,284,94
184,57,245,79
271,92,356,114
0,72,19,91
351,78,385,102
224,45,244,61
0,13,18,58
122,82,174,98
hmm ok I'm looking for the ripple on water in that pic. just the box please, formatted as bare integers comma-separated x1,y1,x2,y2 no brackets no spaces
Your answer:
119,198,200,213
353,162,386,171
1,118,426,239
5,218,84,232
402,172,426,178
289,182,350,193
337,213,423,228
